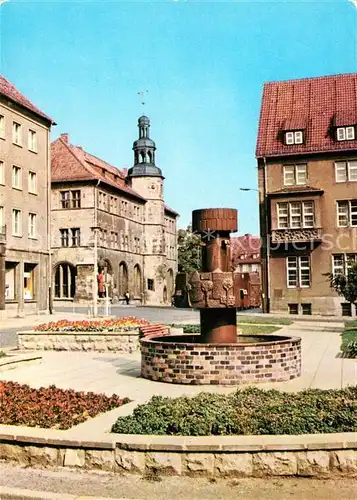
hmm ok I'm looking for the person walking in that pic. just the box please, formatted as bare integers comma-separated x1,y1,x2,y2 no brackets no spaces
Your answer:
124,291,130,305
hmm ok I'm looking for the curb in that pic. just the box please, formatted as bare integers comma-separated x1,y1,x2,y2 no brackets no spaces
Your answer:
0,486,131,500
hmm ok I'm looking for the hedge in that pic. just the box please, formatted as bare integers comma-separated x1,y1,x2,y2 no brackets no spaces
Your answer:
111,387,357,436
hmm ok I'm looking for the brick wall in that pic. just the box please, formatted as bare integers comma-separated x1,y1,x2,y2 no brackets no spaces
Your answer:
141,335,301,385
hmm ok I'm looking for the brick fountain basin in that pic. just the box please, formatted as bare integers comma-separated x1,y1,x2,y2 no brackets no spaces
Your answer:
140,334,302,385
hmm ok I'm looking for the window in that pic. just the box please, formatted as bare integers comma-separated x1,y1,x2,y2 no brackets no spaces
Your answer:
0,206,4,237
301,303,312,315
0,161,4,185
288,303,299,315
341,303,352,317
60,228,80,247
277,201,315,229
283,164,307,186
98,192,107,211
332,254,357,276
285,130,303,145
28,130,37,152
147,279,155,291
0,115,4,139
336,126,355,141
109,196,117,213
60,190,81,209
60,229,69,247
12,209,22,236
12,165,22,189
24,263,36,300
28,213,37,238
12,122,22,145
335,160,357,183
287,256,311,288
337,200,357,227
28,171,37,194
71,228,80,246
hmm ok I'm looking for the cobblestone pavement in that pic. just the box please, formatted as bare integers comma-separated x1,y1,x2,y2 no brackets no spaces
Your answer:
0,463,356,499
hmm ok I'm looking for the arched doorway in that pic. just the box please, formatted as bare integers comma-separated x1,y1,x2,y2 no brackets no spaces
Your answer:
133,264,142,298
54,263,76,299
118,261,128,297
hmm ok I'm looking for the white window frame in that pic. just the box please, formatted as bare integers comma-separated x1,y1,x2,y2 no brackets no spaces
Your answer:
28,213,37,238
28,171,37,194
333,254,357,276
12,209,22,236
337,200,357,227
12,122,22,146
286,256,311,288
0,115,4,139
337,126,355,141
285,130,303,145
277,201,315,229
28,129,37,152
0,160,4,185
12,165,22,189
283,164,307,186
335,160,357,183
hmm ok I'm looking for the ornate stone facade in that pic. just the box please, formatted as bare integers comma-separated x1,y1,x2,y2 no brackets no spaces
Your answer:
51,116,178,306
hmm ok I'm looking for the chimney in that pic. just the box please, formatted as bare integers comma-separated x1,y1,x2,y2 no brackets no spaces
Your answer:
60,133,69,144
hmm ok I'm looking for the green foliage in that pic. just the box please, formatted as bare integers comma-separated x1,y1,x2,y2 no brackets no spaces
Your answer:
237,316,293,326
170,324,280,335
0,351,7,358
177,225,202,273
328,262,357,306
341,326,357,358
111,386,357,436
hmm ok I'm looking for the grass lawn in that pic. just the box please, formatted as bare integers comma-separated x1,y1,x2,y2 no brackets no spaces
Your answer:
171,324,280,335
237,316,292,326
341,321,357,357
240,324,280,335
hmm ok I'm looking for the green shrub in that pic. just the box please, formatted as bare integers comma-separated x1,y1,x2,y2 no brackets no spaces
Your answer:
111,386,357,436
170,324,279,335
341,327,357,358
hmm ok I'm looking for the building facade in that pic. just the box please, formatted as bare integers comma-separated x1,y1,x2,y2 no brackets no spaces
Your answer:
231,234,261,275
256,73,357,316
0,75,54,317
51,116,178,306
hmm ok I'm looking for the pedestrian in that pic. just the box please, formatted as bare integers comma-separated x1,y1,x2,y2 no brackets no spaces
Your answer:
124,291,130,305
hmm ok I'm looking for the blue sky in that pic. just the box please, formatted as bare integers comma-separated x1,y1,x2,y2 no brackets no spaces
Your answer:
1,0,356,234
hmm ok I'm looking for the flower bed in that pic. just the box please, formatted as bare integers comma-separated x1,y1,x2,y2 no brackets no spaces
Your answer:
35,317,149,332
112,386,357,436
0,381,130,429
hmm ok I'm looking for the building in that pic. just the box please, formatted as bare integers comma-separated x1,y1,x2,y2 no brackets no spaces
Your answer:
51,115,178,306
231,234,261,275
256,73,357,316
0,75,54,317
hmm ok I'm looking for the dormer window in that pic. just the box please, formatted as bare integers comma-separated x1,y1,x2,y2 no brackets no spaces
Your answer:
285,130,303,145
336,126,355,141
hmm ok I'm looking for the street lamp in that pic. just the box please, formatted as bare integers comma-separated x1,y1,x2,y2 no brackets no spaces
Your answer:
239,187,259,192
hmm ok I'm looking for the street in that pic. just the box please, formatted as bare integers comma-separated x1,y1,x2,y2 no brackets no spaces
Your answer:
0,306,261,349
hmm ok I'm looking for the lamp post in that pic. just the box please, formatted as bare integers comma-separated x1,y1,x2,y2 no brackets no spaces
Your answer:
91,226,100,318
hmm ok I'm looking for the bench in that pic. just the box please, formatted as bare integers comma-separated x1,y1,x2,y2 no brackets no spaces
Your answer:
139,324,170,338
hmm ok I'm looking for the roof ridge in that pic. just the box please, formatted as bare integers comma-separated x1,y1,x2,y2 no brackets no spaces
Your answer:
264,72,357,87
84,150,126,178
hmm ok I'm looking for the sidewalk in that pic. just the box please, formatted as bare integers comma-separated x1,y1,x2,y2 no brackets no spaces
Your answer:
0,311,90,331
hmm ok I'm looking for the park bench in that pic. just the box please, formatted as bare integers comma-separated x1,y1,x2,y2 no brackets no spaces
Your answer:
139,324,170,338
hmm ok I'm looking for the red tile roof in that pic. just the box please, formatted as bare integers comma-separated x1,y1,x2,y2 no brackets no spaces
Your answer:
231,235,261,266
256,73,357,158
51,135,146,201
165,205,179,217
0,74,54,124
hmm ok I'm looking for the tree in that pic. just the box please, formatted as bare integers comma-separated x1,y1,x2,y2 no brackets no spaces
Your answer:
328,262,357,306
177,225,202,273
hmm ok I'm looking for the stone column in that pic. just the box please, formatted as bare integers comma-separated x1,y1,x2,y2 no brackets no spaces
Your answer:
17,260,24,317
